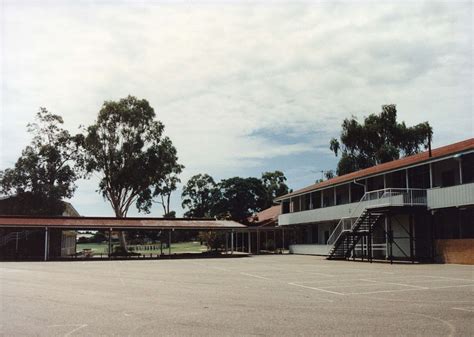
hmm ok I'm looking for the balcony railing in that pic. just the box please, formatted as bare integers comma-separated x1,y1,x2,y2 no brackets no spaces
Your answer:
326,188,427,246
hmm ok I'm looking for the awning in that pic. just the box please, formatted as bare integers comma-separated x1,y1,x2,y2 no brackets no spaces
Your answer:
0,216,246,230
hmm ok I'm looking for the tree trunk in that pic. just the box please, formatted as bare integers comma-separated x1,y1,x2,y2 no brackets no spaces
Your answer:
118,231,127,251
114,209,128,252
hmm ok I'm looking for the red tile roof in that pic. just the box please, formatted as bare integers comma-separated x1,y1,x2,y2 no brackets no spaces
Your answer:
252,205,281,223
276,138,474,201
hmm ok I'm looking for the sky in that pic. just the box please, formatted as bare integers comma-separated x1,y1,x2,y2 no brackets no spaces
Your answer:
1,0,472,217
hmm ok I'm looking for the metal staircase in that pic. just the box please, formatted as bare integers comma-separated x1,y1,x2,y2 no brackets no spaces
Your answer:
327,210,383,259
326,188,428,261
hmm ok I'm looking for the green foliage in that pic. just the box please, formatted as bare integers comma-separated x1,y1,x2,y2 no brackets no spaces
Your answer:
330,104,433,175
261,171,289,208
0,108,83,215
181,174,219,218
198,231,226,251
314,170,335,184
182,171,289,222
81,96,183,217
152,163,184,216
215,177,266,223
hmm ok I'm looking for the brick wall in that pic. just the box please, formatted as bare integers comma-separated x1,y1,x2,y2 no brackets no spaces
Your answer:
435,239,474,265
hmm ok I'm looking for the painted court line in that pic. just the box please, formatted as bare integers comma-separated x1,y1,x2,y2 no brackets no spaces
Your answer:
350,283,473,295
423,275,474,282
360,278,428,289
192,263,229,272
287,282,345,296
295,270,335,277
48,324,88,337
240,272,271,280
451,307,474,313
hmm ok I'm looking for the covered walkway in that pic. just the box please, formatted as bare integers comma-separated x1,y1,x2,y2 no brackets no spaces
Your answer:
0,216,246,261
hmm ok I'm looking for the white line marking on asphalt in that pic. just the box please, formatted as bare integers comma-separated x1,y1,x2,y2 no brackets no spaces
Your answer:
451,307,474,313
350,283,473,295
48,324,88,337
429,284,474,290
287,282,345,296
410,313,456,337
294,270,335,277
360,278,428,289
192,263,228,272
64,324,88,337
423,275,474,282
240,272,271,280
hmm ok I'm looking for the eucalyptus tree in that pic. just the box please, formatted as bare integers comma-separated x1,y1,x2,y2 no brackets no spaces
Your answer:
0,108,83,215
82,96,183,248
181,174,219,218
330,104,433,175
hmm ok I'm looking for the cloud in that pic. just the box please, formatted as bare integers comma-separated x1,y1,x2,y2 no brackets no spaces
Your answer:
1,0,472,216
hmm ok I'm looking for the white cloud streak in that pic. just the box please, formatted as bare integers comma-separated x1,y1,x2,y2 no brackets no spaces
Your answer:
1,0,472,215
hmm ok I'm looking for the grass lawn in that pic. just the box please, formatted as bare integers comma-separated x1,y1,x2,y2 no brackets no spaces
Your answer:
77,241,208,255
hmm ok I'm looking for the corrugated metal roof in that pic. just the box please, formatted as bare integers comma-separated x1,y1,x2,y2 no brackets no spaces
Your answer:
276,138,474,201
0,216,246,229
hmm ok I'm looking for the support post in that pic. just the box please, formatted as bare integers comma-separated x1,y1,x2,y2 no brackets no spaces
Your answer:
321,190,324,208
109,228,112,259
273,230,276,253
256,229,260,255
369,231,372,263
458,159,463,184
282,228,285,252
44,227,49,261
225,232,229,254
388,214,393,264
168,230,172,255
409,215,415,263
265,231,268,252
430,211,436,262
429,163,433,188
405,169,409,189
384,216,389,260
348,184,352,204
334,187,337,206
230,230,234,254
248,231,251,254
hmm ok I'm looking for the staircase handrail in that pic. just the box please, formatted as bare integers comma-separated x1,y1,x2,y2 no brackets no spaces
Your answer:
326,188,427,246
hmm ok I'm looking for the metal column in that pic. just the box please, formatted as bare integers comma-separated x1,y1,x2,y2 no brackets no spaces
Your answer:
282,228,285,252
44,227,49,261
230,230,234,254
256,229,260,255
409,215,415,263
388,214,393,264
168,230,172,255
108,228,112,259
248,231,251,254
225,232,229,254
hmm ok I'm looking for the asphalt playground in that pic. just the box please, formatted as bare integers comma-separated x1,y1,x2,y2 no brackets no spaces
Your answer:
0,255,473,336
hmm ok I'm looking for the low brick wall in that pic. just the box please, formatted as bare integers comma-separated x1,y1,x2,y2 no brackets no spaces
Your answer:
435,239,474,265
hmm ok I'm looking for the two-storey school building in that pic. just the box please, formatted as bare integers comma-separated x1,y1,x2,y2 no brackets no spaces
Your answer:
275,138,474,264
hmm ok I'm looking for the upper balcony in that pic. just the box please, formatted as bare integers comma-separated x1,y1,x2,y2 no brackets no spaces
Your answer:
427,182,474,209
279,188,427,226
